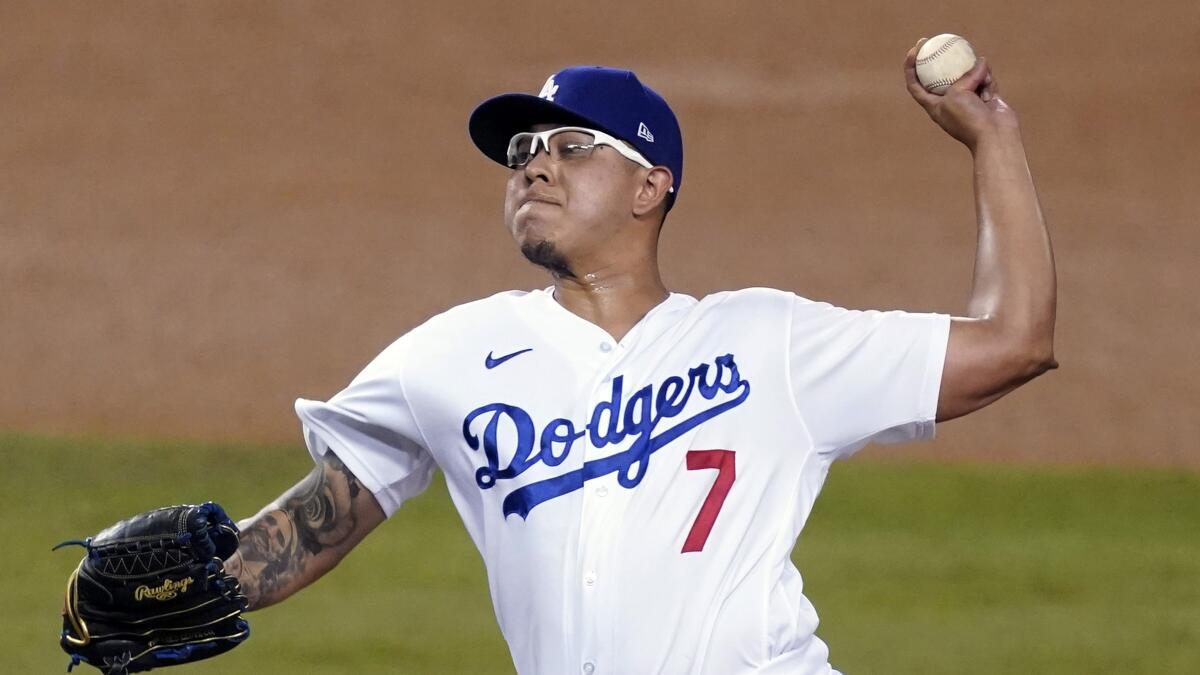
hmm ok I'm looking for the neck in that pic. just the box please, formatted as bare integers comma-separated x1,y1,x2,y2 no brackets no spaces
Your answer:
550,251,669,342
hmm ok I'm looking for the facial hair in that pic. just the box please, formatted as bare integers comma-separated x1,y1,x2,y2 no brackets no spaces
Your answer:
521,239,576,279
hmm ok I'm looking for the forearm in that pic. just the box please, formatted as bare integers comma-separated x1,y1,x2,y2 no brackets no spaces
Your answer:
225,502,334,611
966,125,1057,361
224,453,384,610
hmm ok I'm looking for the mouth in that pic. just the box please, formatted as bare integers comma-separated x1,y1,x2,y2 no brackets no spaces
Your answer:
521,192,561,207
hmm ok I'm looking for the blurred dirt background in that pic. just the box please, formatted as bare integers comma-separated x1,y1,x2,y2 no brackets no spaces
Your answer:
1,1,1196,466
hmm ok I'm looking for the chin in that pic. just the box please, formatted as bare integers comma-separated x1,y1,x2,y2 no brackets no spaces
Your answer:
511,213,559,246
519,237,575,279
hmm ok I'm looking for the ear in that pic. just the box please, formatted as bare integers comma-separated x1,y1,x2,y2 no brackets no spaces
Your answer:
631,167,674,218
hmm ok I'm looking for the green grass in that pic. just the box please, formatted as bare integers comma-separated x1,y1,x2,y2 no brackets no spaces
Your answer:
5,431,1198,674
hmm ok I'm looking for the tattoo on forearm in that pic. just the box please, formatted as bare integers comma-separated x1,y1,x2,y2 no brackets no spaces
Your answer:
228,454,363,609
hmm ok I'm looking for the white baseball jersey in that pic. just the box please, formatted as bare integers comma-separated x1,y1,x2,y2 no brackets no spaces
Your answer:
295,287,949,675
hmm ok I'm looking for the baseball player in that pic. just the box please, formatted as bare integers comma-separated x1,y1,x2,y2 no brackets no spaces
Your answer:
224,44,1056,674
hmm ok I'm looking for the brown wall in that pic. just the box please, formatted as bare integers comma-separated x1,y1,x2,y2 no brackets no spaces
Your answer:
2,1,1197,467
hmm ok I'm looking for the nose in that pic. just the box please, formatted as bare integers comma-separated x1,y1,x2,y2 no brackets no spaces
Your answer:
522,144,554,185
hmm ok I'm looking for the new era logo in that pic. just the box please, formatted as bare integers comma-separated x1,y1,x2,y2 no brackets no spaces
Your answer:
538,76,559,102
637,122,655,143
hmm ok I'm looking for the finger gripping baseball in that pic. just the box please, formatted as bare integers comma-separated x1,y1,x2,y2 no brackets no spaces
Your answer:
55,502,250,674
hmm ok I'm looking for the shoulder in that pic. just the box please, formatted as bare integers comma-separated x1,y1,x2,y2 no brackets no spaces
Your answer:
354,289,536,376
691,287,875,334
693,286,804,318
413,289,535,333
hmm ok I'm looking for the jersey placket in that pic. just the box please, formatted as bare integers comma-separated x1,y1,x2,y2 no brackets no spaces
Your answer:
574,334,627,675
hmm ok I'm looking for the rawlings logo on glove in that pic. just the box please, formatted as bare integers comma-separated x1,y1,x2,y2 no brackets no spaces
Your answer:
133,578,194,602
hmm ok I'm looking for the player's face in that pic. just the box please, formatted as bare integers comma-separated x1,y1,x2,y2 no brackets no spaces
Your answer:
504,124,646,276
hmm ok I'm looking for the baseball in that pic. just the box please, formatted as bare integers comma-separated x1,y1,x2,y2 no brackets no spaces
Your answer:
915,34,977,95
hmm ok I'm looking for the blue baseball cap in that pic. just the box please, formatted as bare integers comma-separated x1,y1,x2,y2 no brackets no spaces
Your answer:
468,65,684,200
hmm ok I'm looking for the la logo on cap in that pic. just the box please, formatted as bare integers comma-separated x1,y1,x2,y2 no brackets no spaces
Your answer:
538,76,558,102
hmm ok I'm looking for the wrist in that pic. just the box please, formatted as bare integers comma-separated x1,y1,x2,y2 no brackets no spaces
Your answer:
969,122,1023,156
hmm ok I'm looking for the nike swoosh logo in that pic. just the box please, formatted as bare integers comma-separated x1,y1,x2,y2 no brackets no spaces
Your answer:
485,348,533,369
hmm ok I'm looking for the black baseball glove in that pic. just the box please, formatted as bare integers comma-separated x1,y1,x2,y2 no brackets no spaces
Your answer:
55,502,250,674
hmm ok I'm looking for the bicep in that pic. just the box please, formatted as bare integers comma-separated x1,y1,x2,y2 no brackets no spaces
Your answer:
937,317,1055,422
287,450,386,558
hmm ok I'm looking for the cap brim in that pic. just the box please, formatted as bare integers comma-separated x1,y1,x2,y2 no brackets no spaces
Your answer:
468,94,618,168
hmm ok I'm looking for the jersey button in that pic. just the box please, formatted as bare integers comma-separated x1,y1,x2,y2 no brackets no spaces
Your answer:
584,572,597,586
583,662,595,675
595,485,608,498
599,341,613,353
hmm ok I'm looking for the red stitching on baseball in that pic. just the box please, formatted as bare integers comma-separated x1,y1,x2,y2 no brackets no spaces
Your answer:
916,36,963,66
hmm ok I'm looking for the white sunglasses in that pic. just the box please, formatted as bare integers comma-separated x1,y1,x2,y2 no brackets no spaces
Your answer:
506,126,672,192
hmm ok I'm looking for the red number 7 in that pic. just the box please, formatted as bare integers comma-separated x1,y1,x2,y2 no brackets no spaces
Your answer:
681,450,736,553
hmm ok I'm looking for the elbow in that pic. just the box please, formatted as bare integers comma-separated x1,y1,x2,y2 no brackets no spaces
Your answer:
1012,337,1058,380
987,313,1057,380
1028,351,1058,378
982,319,1057,382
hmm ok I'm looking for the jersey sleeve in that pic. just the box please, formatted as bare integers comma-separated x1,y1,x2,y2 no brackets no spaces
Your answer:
787,296,951,458
294,338,437,517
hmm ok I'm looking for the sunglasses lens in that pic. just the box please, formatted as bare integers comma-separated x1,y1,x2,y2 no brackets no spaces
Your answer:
547,130,597,160
507,134,535,167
